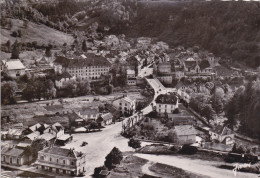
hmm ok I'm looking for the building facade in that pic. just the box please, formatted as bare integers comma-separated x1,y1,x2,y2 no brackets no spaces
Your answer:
174,125,197,144
155,93,179,116
53,54,111,81
112,96,136,115
78,108,99,121
35,147,86,176
1,59,26,78
1,147,32,166
209,126,234,145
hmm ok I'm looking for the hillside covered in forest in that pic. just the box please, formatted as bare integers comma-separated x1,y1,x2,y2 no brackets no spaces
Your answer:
1,0,260,68
122,1,260,69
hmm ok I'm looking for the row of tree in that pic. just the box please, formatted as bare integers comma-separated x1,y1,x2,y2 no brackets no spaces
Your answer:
225,79,260,139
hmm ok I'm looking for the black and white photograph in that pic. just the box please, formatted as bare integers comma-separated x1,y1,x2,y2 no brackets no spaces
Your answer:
1,0,260,177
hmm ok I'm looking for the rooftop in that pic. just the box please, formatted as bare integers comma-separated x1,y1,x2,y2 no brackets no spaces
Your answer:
39,147,84,158
184,60,197,70
101,113,113,121
54,53,111,68
55,72,73,81
174,125,197,136
79,108,99,115
2,147,25,157
155,92,178,105
127,69,135,75
2,59,26,70
210,126,233,136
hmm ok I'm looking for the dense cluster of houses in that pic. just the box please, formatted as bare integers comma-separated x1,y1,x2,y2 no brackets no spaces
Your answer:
1,91,138,175
151,91,236,149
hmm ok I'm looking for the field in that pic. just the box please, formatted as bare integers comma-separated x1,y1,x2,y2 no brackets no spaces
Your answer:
1,18,73,46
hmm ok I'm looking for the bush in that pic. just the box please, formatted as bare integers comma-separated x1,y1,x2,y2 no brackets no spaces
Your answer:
93,166,107,178
11,31,18,37
179,144,198,155
104,147,123,170
128,138,141,149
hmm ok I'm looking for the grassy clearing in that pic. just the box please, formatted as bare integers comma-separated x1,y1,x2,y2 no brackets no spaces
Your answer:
149,163,206,178
1,18,73,46
149,162,207,178
110,152,148,178
110,152,206,178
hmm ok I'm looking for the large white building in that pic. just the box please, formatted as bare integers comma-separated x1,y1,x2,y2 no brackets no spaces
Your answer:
1,59,26,78
53,53,111,81
35,147,86,176
155,92,179,116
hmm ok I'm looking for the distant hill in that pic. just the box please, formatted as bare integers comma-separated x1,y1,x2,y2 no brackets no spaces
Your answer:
1,18,73,46
121,1,260,68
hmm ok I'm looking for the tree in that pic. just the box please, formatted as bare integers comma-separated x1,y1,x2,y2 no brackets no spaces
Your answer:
34,79,45,100
93,166,107,178
104,147,123,170
89,121,99,130
96,115,103,126
128,138,141,149
17,29,22,37
201,104,214,122
22,82,35,102
19,74,29,83
23,19,28,29
28,139,49,161
1,81,17,105
45,44,53,57
6,40,11,52
75,78,89,96
82,39,87,52
11,31,18,37
11,40,20,59
63,80,76,97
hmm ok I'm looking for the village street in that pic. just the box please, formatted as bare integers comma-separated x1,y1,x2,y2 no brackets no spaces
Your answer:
61,77,258,178
62,77,173,177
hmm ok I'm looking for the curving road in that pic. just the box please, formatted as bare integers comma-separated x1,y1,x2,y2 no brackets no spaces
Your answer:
135,154,258,178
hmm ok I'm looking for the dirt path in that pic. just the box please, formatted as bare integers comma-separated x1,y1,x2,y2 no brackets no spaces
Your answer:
141,161,160,177
135,153,258,178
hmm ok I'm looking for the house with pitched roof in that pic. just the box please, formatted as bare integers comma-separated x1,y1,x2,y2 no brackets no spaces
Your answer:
78,108,99,121
209,125,234,145
35,147,86,176
155,92,179,116
183,58,198,74
112,96,136,115
24,122,70,144
100,113,113,126
105,104,121,121
126,69,136,86
1,59,26,78
174,125,197,144
1,147,32,166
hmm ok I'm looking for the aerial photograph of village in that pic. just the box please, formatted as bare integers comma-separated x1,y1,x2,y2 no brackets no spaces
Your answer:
1,0,260,177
